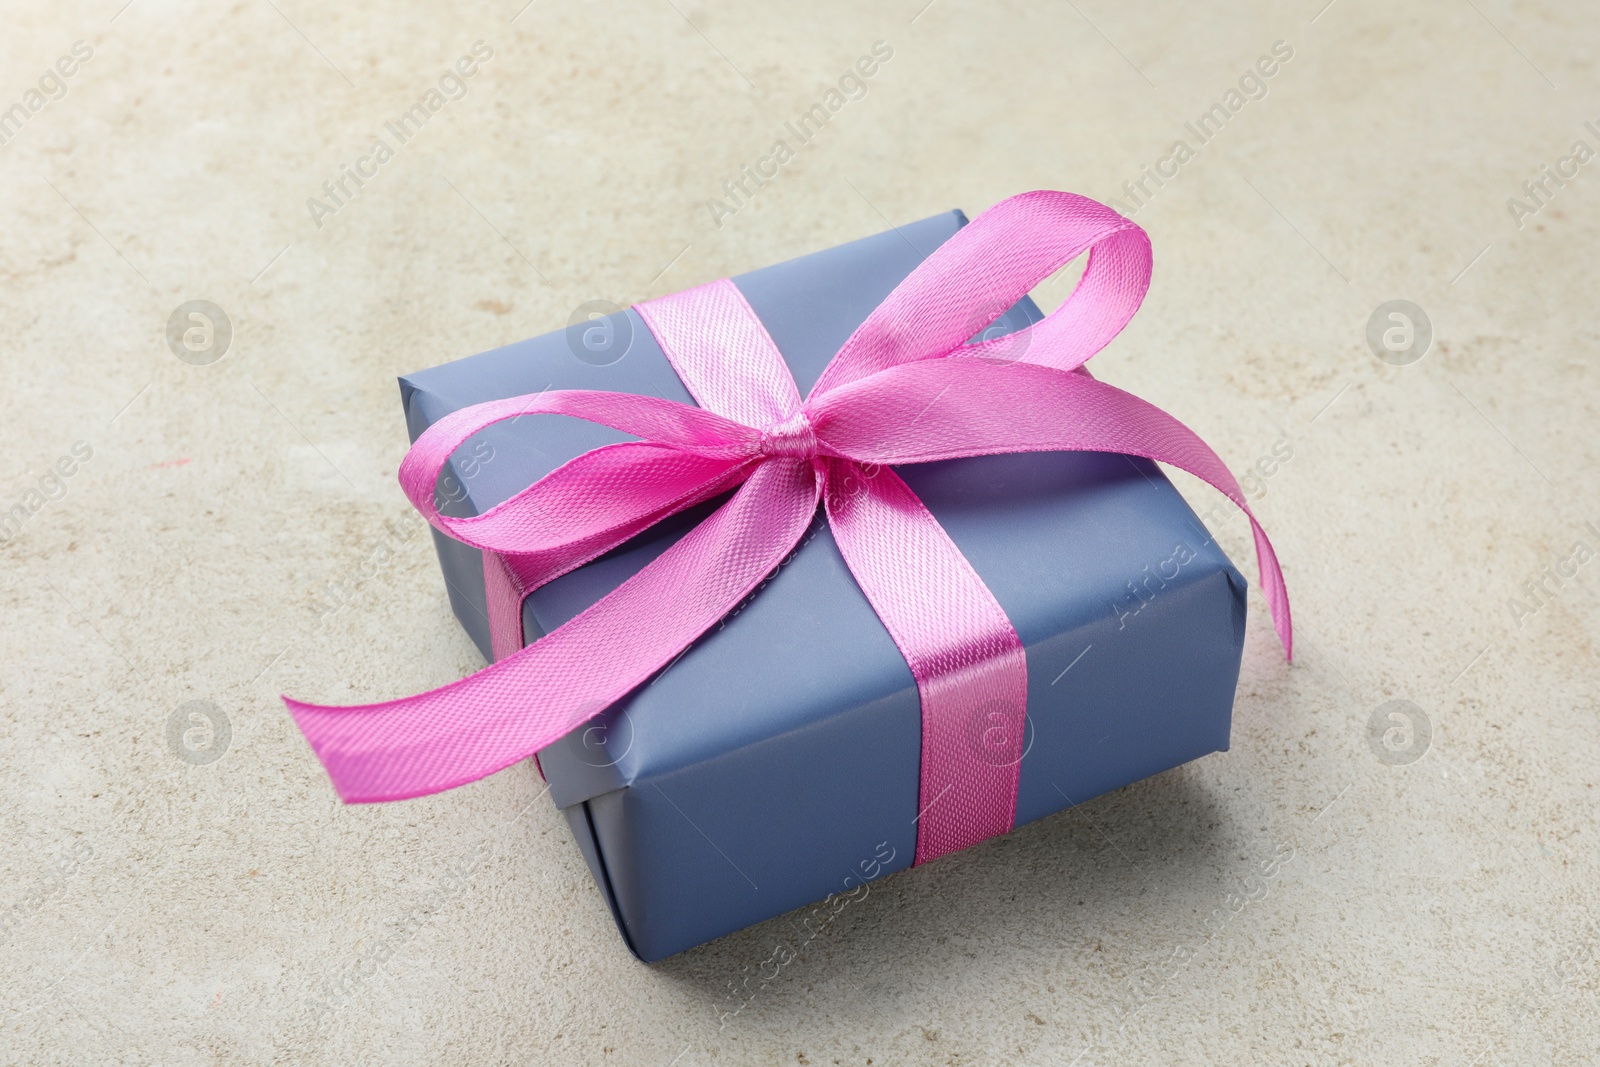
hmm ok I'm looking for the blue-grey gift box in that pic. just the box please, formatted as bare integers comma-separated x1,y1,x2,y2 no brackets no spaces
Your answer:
398,210,1249,962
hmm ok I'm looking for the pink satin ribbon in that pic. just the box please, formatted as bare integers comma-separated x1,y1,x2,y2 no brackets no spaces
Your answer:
285,190,1292,865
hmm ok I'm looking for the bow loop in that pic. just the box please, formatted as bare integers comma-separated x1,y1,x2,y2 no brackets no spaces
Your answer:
809,191,1150,399
634,278,802,428
397,389,762,574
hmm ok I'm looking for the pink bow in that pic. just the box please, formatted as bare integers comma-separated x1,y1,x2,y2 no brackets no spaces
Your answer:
285,190,1291,866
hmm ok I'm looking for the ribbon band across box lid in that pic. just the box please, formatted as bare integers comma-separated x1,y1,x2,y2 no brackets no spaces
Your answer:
285,192,1291,961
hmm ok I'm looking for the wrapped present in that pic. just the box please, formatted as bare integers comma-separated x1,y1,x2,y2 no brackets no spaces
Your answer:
286,192,1292,961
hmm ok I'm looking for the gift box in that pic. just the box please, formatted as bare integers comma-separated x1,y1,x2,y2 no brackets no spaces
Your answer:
393,208,1252,961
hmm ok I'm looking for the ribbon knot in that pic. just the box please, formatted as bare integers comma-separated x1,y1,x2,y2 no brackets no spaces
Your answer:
758,411,819,460
285,191,1292,867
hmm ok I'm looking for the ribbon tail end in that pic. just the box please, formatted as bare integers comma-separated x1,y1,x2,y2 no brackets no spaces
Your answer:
281,694,402,805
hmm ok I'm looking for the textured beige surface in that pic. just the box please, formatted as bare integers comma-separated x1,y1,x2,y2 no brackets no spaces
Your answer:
3,0,1598,1063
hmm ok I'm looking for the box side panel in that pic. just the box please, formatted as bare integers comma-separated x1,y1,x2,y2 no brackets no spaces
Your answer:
893,449,1247,826
559,801,640,959
587,686,921,962
589,558,1242,960
1014,566,1242,825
